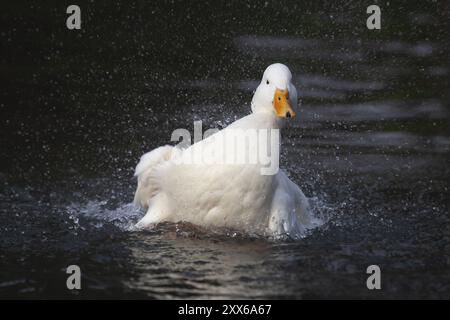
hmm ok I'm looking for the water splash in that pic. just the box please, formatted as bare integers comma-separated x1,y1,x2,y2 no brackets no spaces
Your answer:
66,201,143,231
64,194,333,241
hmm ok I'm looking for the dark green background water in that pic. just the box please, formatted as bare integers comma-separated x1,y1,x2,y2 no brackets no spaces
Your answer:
0,1,449,298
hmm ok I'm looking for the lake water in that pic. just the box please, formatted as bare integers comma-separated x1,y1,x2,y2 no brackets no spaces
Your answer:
0,1,449,299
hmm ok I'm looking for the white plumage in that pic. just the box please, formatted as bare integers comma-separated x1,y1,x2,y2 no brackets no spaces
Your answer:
133,63,317,239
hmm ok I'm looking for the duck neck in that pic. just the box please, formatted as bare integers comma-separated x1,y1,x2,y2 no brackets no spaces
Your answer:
251,105,285,130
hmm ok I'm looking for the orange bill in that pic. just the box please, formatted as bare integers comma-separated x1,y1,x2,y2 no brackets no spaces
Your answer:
273,88,296,118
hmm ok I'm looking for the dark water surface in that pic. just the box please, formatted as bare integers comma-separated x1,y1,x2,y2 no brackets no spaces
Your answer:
1,1,449,298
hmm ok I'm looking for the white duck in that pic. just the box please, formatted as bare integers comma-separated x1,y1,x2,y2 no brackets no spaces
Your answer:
133,63,316,239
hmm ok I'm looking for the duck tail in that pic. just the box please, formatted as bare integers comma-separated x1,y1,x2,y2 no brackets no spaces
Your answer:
133,145,176,209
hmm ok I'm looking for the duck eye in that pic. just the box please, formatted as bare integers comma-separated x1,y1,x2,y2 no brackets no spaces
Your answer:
266,80,269,85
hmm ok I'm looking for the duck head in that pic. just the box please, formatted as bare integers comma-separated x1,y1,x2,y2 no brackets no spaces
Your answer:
251,63,298,119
